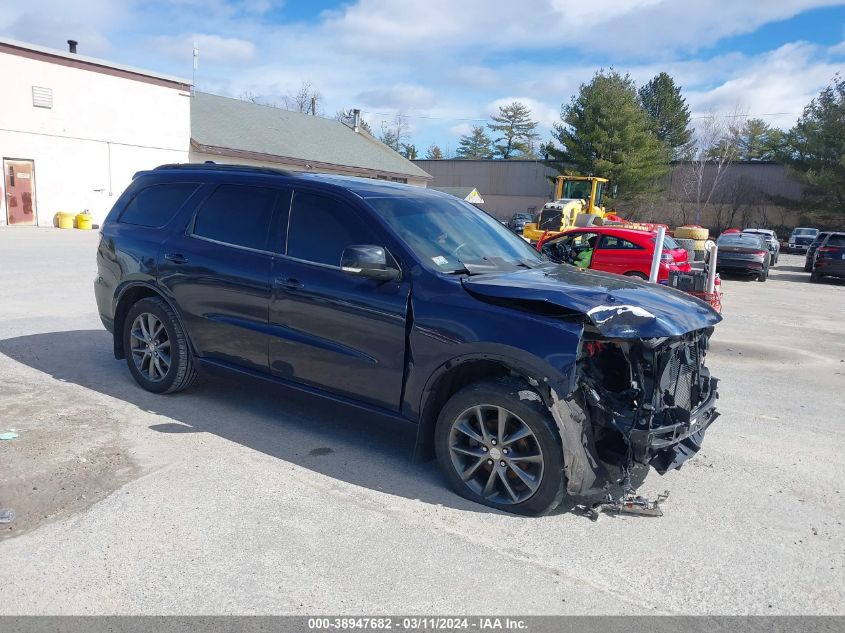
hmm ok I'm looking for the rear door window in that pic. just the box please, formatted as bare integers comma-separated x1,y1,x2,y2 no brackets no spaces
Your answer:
285,191,378,267
599,235,643,250
826,235,845,247
191,185,279,252
118,183,199,228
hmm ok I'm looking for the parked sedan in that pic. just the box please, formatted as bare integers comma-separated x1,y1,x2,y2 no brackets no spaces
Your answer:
804,231,833,271
788,227,819,253
742,228,779,265
538,227,692,282
716,233,770,281
810,232,845,282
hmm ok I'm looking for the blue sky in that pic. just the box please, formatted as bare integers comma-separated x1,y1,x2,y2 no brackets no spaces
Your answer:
2,0,844,154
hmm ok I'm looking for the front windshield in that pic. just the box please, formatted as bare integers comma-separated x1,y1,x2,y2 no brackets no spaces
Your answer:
793,228,817,236
562,180,591,200
367,195,544,273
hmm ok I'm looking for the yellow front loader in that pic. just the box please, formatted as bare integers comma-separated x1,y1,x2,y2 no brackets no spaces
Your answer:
522,176,609,242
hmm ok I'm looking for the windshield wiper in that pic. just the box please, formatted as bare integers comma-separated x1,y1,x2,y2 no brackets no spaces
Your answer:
444,266,472,275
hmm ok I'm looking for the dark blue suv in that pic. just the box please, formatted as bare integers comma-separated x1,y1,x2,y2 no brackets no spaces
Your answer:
95,163,722,515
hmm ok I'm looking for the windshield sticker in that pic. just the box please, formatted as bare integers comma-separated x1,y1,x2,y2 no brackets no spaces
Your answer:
432,255,449,266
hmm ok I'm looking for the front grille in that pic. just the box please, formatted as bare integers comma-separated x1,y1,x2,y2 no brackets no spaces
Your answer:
667,344,699,410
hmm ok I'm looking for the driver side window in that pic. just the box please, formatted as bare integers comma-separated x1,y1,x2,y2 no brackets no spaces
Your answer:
286,191,379,267
541,236,572,263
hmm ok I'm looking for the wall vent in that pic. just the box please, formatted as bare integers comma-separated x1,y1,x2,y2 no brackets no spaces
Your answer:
32,86,53,109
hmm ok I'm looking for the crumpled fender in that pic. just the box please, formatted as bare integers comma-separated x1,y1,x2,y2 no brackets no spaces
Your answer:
548,388,606,496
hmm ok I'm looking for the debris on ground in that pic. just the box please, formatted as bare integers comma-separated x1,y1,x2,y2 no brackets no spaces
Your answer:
588,489,670,520
0,509,15,524
0,432,19,440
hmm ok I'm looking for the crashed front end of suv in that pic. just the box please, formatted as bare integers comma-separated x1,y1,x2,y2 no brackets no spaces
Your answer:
461,265,721,498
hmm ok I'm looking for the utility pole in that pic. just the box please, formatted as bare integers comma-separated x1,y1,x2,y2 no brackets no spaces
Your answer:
311,96,316,116
191,42,199,96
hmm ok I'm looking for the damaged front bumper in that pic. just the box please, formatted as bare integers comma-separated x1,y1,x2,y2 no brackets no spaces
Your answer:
629,375,719,473
557,327,720,496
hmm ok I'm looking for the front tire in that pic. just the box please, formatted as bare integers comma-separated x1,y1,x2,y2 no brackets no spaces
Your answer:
434,377,566,516
123,297,198,394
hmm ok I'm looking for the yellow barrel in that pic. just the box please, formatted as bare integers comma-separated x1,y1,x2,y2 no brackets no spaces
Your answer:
75,212,93,230
56,212,74,229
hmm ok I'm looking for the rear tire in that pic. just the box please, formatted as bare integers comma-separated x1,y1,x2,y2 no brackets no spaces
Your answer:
434,377,566,516
810,271,822,283
757,268,768,282
624,271,648,280
804,259,812,272
123,297,198,394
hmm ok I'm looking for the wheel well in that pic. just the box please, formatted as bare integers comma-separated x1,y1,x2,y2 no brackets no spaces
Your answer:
413,359,539,462
112,285,164,359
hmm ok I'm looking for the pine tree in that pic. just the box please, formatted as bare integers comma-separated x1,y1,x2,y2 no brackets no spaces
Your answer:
638,72,693,159
455,126,494,159
784,75,845,215
487,102,540,159
550,69,670,202
735,118,785,161
400,143,418,160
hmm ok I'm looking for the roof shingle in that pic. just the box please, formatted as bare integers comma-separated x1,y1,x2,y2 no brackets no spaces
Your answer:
191,92,430,180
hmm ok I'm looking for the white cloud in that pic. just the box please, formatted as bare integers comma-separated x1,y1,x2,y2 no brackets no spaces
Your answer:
150,33,257,64
356,84,437,110
449,123,474,137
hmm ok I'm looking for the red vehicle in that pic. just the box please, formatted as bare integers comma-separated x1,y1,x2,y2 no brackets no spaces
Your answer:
537,227,692,282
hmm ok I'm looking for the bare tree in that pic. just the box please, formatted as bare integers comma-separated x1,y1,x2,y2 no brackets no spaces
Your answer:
711,174,756,231
680,107,745,224
379,114,410,152
283,81,323,115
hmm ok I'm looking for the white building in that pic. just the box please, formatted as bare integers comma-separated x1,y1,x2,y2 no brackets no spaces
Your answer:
0,38,191,227
0,38,430,229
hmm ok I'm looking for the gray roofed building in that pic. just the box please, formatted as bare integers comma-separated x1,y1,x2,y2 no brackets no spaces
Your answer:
190,92,431,185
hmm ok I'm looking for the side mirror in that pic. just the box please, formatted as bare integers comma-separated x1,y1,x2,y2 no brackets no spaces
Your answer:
341,245,401,282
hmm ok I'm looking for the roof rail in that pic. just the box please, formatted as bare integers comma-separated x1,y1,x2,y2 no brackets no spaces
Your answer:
153,163,295,177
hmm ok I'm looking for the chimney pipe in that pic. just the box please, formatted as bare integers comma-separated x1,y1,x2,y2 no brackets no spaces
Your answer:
352,108,361,133
67,39,78,54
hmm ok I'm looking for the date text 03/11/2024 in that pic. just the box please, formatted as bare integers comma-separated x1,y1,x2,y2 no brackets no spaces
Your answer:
307,617,528,630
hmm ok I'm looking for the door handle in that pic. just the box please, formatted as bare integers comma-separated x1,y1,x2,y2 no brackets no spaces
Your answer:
164,253,188,264
274,277,304,290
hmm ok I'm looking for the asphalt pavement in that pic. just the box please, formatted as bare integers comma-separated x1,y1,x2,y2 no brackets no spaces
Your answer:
0,228,843,614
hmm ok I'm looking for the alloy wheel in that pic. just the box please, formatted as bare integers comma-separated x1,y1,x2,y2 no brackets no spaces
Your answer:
129,312,172,382
448,404,544,505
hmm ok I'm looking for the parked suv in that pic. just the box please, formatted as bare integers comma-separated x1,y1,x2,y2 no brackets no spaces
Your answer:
804,231,832,271
95,164,722,516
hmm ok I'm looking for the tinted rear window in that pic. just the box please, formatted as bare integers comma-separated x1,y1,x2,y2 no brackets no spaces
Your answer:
118,183,199,227
826,235,845,247
192,185,278,251
719,235,764,248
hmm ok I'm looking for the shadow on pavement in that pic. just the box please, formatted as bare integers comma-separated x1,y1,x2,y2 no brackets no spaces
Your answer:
1,329,638,518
